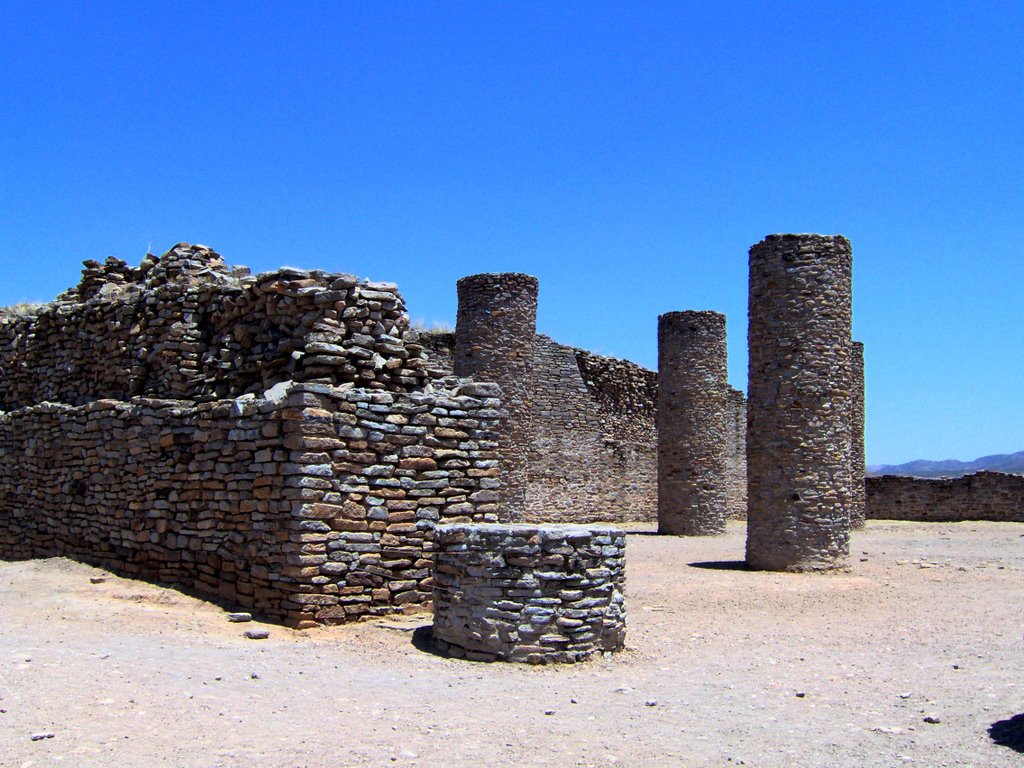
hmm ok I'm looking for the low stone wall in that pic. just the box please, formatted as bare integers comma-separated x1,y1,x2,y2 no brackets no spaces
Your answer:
0,381,504,626
866,472,1024,522
431,523,626,663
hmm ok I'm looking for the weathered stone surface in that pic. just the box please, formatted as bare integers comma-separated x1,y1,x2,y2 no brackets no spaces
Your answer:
431,523,626,663
745,234,853,571
0,243,430,410
454,273,538,522
657,311,729,536
0,381,504,626
866,471,1024,522
850,341,866,528
724,387,748,519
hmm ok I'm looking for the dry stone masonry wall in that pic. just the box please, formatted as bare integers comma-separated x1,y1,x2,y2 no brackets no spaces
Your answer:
0,244,429,410
725,387,748,519
0,381,504,626
866,472,1024,522
0,395,295,616
425,330,659,525
746,234,853,571
850,341,867,528
657,311,730,535
271,381,504,625
454,274,538,522
431,523,626,663
529,338,657,524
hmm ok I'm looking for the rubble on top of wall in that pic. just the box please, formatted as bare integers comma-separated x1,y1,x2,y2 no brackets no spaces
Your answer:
0,244,433,410
56,243,238,301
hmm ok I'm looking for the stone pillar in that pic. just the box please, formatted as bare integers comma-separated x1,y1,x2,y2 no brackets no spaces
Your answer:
454,273,538,522
746,234,853,571
725,387,748,519
657,311,729,535
850,341,866,528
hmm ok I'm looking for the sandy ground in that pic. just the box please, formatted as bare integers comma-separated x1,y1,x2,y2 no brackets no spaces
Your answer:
2,520,1024,768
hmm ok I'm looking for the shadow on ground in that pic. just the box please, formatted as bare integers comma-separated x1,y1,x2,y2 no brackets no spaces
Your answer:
688,560,749,571
989,714,1024,752
411,625,447,658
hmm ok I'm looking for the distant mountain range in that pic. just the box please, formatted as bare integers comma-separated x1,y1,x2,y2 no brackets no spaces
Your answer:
867,451,1024,478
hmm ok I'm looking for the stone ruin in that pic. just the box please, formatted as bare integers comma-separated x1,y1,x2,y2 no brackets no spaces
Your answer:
0,233,875,652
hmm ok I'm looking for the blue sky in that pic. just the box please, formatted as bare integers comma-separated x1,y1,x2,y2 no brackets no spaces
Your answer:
1,2,1021,465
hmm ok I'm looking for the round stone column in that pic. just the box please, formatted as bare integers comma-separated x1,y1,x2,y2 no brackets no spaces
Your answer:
657,311,730,535
850,340,866,528
746,234,853,571
454,273,538,522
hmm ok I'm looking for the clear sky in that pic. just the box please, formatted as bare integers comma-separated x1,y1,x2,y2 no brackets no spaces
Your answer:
1,2,1021,466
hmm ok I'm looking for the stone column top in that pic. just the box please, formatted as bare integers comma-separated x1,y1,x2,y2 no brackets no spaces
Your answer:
757,233,851,245
456,273,539,289
658,310,726,330
435,523,625,538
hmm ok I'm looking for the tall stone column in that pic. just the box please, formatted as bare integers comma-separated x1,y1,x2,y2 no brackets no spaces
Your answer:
454,273,538,522
850,341,866,528
657,311,729,535
746,234,853,570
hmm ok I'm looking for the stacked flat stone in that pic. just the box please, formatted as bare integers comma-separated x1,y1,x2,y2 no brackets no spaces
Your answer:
454,273,538,522
657,311,730,535
866,472,1024,523
575,348,658,417
525,336,658,524
0,381,505,626
0,243,430,410
724,387,748,519
850,341,866,528
277,381,504,625
746,234,853,571
432,523,626,663
425,329,660,526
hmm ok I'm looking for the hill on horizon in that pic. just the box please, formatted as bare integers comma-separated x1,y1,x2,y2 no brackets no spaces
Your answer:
868,450,1024,478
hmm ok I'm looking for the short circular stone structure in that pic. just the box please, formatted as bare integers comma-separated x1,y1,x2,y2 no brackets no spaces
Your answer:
431,523,626,663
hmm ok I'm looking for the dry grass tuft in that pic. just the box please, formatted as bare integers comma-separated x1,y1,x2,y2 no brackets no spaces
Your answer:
0,302,46,320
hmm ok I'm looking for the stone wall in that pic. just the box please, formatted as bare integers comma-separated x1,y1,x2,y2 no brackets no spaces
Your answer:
725,387,748,519
530,338,658,524
0,395,294,617
0,244,429,411
1,243,754,629
426,331,659,524
866,472,1024,522
431,523,627,663
0,380,504,626
850,341,866,527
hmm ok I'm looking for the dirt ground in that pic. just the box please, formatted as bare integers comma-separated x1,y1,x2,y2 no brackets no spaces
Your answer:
2,520,1023,768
